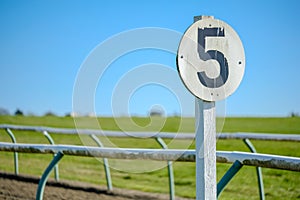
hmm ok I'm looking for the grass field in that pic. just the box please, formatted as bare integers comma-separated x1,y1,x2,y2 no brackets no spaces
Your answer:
0,115,299,199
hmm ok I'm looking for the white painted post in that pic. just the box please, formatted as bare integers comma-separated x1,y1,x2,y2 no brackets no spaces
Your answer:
195,98,216,199
193,15,217,200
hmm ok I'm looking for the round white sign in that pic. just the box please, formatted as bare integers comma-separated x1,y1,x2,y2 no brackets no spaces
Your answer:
177,16,245,101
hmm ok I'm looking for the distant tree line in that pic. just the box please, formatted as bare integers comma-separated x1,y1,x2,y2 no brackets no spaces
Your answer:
0,106,299,118
0,108,24,116
0,108,58,116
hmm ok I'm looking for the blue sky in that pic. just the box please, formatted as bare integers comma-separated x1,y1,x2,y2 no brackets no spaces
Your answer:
0,0,299,117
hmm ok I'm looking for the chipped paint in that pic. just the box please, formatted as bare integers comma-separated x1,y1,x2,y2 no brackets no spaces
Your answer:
0,142,299,171
217,151,300,172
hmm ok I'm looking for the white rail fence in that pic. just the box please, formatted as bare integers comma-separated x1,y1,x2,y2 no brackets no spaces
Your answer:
0,124,300,200
0,124,300,141
1,124,300,141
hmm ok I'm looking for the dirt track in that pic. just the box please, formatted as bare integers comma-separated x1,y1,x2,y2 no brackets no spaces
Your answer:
0,172,193,200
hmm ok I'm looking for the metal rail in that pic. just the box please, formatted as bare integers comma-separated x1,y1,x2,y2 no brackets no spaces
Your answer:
42,131,59,181
218,132,300,141
1,128,60,180
1,124,300,141
4,128,19,175
90,134,113,192
243,139,265,200
36,152,64,200
0,142,299,171
156,137,175,200
217,160,243,198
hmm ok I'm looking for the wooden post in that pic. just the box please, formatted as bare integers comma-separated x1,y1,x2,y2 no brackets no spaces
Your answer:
193,15,217,200
195,98,216,199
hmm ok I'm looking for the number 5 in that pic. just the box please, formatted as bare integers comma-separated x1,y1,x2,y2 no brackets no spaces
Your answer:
197,28,229,88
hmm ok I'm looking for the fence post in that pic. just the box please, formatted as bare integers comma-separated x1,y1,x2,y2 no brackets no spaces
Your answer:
5,128,19,175
90,134,113,192
42,131,59,181
217,160,243,197
155,137,175,200
36,151,64,200
243,138,265,200
195,99,216,199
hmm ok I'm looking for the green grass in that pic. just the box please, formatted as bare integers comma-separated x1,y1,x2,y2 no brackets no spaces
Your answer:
222,117,300,134
0,116,300,199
